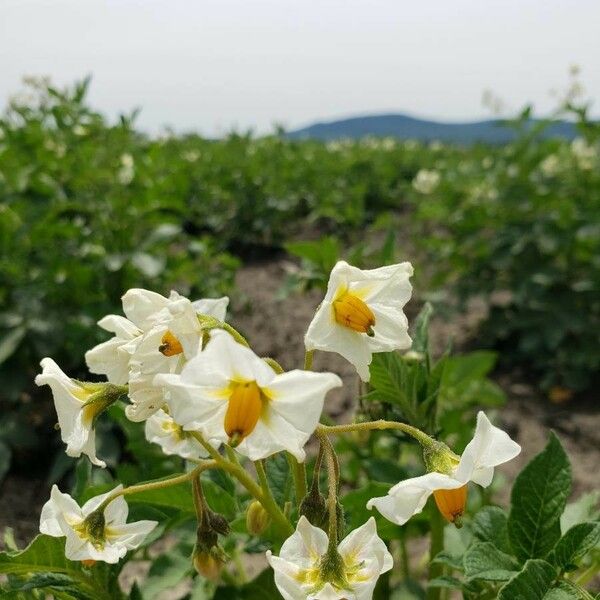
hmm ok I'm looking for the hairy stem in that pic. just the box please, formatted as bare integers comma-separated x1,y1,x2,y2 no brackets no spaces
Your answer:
426,507,445,600
191,432,293,537
287,453,307,504
317,420,434,448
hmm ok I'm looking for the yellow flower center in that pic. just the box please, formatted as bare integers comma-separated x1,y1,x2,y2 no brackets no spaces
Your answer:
159,331,184,357
433,485,468,525
224,381,264,445
333,292,376,336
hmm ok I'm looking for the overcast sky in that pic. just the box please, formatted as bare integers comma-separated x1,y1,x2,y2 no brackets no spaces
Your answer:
1,0,599,136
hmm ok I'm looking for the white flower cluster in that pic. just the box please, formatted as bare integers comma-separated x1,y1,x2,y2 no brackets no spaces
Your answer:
34,262,520,597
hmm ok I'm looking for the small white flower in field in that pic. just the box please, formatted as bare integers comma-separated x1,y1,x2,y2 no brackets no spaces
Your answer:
144,408,208,460
117,153,135,185
156,330,341,461
39,485,157,563
571,137,596,170
539,154,561,177
35,358,124,467
412,169,440,194
304,261,413,381
367,412,521,526
266,516,392,600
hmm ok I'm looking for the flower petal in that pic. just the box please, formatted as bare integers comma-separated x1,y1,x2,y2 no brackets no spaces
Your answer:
39,485,82,537
266,553,306,600
367,472,462,525
108,520,157,549
454,411,521,487
279,515,328,568
338,517,392,574
193,297,229,322
122,288,170,330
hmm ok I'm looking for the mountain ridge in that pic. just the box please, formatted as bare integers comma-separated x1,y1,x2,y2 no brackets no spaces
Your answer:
287,113,578,144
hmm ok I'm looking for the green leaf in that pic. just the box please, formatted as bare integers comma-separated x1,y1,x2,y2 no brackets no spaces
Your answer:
140,540,193,599
550,521,600,570
428,575,463,589
543,581,588,599
463,542,519,582
561,492,599,534
341,482,403,541
214,568,280,599
266,453,292,506
0,535,76,576
471,506,512,554
508,433,572,561
498,559,557,600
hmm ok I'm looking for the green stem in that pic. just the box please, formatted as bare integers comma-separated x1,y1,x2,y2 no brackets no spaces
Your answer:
318,432,339,550
304,349,314,370
222,322,250,347
400,533,411,581
287,453,307,504
317,420,434,448
97,461,216,511
191,432,293,537
426,507,445,600
263,357,284,373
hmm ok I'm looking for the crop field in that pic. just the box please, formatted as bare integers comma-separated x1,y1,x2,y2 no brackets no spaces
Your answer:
0,79,599,599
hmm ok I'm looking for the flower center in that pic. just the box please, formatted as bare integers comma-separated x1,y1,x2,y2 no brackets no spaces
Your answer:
224,381,263,445
74,510,106,549
333,292,376,336
159,331,184,356
433,485,468,526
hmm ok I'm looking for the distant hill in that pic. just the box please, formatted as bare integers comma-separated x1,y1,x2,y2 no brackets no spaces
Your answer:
287,113,578,144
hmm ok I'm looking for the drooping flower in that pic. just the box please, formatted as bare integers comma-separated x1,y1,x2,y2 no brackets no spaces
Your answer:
155,330,342,461
367,412,521,526
144,408,208,460
35,358,125,467
266,516,392,600
40,485,157,563
304,261,413,381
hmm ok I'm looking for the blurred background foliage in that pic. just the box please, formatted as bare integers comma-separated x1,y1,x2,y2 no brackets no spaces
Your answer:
0,77,599,484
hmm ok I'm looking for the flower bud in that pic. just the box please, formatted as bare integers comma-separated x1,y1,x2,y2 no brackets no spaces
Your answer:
207,511,230,537
299,489,327,528
192,546,227,581
246,500,271,535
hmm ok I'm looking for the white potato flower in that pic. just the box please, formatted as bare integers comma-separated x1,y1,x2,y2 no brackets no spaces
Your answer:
156,330,342,461
85,289,229,421
367,412,521,526
144,408,208,460
35,358,122,468
412,169,440,194
266,516,392,600
40,485,157,564
304,261,413,381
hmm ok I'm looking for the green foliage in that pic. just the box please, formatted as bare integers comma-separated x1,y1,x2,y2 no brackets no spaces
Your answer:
508,433,572,561
432,434,600,600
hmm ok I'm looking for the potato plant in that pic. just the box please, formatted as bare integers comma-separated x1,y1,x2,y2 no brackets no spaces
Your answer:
1,262,597,599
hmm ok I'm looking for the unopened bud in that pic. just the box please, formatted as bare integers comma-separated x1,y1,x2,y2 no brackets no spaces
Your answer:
246,500,271,535
192,546,227,581
207,511,230,536
299,489,327,528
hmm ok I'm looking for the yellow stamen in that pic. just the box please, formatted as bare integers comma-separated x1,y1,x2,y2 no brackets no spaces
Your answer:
159,331,183,357
333,292,376,336
433,485,467,526
224,381,263,445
